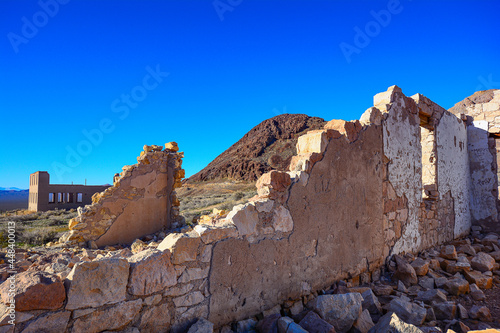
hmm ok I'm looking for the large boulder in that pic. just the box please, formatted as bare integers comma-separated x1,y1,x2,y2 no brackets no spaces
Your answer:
0,271,65,311
309,293,363,333
66,258,129,310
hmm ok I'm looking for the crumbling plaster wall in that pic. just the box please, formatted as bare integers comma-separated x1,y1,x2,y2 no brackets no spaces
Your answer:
436,112,470,237
22,87,480,332
467,120,498,226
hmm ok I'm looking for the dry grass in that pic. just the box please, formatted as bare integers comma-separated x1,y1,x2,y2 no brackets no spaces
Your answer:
0,209,76,248
178,179,257,224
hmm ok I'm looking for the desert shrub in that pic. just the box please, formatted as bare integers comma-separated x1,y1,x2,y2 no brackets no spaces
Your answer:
18,228,61,246
231,192,245,201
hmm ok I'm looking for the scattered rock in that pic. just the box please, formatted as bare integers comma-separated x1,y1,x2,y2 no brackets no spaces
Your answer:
394,255,418,287
387,297,426,326
309,293,363,333
431,301,456,320
277,316,308,333
256,313,280,333
362,289,382,315
464,270,493,289
416,289,447,304
470,283,486,301
443,277,469,296
188,318,214,333
373,284,394,296
471,252,495,272
440,245,458,260
469,305,492,322
368,312,424,333
411,258,429,276
298,311,335,333
352,309,375,333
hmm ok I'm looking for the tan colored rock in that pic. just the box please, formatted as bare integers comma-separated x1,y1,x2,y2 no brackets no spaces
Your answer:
131,239,147,254
360,107,383,126
0,271,65,311
324,119,362,143
373,85,403,106
256,170,292,194
226,203,259,237
471,252,496,272
72,299,142,333
138,303,171,333
127,249,177,296
296,130,330,154
165,141,179,152
21,311,70,333
194,224,238,244
66,258,129,310
289,152,323,172
158,232,201,265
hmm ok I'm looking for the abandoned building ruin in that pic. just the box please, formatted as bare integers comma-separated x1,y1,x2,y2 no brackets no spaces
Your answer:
28,171,110,212
11,86,500,332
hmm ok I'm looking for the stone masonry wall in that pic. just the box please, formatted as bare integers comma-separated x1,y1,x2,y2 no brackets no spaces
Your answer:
60,142,184,248
2,87,482,332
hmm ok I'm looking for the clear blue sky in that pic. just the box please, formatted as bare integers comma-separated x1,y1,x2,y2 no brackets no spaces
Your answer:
1,0,499,189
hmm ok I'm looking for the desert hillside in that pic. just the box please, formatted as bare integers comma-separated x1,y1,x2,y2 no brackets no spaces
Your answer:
186,114,325,182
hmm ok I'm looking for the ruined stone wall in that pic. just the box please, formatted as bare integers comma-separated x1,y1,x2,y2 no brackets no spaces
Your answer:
6,87,477,332
448,89,500,232
60,143,184,248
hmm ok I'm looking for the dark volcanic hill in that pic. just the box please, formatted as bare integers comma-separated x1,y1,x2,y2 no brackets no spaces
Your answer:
187,114,326,182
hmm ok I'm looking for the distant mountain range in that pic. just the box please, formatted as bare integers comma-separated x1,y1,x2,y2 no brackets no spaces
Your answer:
0,188,29,211
0,187,26,191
